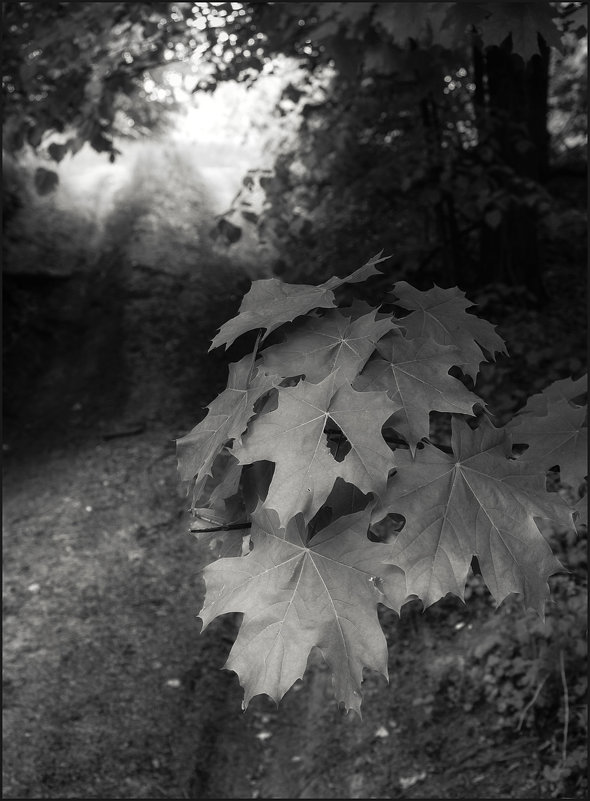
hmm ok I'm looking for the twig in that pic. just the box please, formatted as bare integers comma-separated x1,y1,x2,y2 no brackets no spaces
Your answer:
445,745,533,775
190,521,252,533
296,775,319,799
102,423,146,440
559,649,569,765
516,677,547,731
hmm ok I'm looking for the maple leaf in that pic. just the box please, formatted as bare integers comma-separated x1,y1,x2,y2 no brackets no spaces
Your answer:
191,448,244,519
374,417,573,614
373,2,430,44
391,282,507,381
507,397,588,490
233,372,399,527
372,2,459,50
329,380,402,496
176,356,276,498
198,506,409,714
260,308,397,386
210,252,390,350
520,374,587,409
440,2,491,43
574,495,587,527
185,450,250,562
354,333,483,451
483,3,563,62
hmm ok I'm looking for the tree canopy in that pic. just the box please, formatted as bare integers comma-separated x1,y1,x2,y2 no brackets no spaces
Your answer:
3,2,587,295
3,2,586,160
2,2,189,158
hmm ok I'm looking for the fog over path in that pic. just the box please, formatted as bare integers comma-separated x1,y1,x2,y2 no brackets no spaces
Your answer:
2,58,296,447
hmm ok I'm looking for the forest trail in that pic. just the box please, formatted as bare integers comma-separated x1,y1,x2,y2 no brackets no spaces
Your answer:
3,145,262,798
3,141,561,799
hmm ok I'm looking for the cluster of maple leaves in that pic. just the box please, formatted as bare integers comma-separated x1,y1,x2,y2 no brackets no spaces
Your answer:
177,254,587,715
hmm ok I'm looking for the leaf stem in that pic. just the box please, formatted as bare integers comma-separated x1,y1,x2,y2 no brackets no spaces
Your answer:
559,649,570,765
246,329,263,384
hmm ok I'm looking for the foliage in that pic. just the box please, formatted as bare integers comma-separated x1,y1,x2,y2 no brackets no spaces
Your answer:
548,29,588,159
2,0,189,185
434,517,587,798
176,255,587,714
5,2,584,163
211,2,586,296
5,1,586,299
195,2,571,84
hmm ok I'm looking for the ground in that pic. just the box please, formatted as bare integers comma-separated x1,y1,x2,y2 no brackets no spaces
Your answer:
2,149,587,799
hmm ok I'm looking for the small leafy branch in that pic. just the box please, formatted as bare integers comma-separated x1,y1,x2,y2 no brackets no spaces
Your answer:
176,253,587,715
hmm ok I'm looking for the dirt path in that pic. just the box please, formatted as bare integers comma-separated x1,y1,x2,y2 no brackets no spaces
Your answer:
3,154,581,798
3,163,261,797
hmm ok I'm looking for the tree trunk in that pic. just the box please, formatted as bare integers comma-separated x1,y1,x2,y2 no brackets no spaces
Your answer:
475,36,551,303
419,94,464,287
525,35,551,184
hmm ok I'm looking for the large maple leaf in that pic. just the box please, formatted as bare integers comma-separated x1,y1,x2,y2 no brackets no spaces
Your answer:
511,374,587,414
176,355,276,498
198,506,409,714
483,3,563,62
440,2,491,44
507,395,587,490
374,2,458,50
210,252,389,350
260,307,397,386
534,374,587,406
391,282,507,381
374,417,573,613
373,2,431,43
354,332,482,451
233,372,399,527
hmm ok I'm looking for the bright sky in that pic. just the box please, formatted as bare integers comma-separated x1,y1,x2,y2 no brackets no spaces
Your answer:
39,56,298,227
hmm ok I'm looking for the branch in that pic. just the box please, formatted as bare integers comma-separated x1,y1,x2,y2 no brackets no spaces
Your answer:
559,650,570,765
516,677,547,731
190,521,252,533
